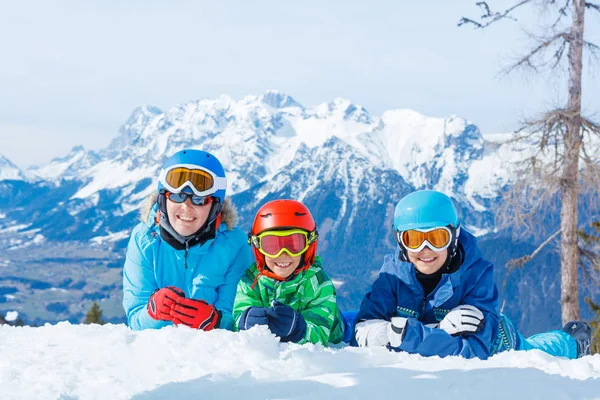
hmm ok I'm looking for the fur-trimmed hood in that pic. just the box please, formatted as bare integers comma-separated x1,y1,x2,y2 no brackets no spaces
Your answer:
139,194,239,230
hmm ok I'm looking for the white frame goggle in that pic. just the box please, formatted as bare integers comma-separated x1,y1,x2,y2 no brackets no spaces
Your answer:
158,164,227,198
396,226,459,253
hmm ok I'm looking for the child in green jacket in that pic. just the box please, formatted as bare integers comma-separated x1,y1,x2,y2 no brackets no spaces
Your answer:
233,199,345,345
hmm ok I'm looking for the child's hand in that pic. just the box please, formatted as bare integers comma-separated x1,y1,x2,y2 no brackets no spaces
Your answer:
354,317,407,348
439,304,485,336
239,307,269,330
265,302,307,343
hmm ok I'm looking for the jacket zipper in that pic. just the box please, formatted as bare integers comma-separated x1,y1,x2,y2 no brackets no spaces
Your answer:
184,241,189,269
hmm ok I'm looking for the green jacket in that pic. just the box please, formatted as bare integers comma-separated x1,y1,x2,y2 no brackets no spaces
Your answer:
233,257,345,345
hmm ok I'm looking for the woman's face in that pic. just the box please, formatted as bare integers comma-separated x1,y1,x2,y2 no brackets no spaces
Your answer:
264,252,302,279
407,247,448,275
166,195,212,237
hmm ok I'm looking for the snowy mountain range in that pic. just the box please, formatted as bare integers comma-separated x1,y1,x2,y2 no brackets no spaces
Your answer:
0,91,595,332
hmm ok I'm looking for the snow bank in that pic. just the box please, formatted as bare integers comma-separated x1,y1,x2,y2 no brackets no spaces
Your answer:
0,323,598,400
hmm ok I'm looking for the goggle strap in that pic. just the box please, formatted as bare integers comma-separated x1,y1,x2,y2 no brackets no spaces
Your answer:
248,233,260,248
307,229,318,244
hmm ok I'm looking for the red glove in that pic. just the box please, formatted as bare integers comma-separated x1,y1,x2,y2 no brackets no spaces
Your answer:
170,297,221,331
147,286,185,321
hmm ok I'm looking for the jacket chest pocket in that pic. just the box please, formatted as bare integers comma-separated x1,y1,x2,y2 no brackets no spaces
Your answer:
395,306,419,319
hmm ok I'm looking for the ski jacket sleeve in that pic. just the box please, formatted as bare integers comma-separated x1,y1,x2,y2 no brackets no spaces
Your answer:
298,268,345,346
398,261,500,359
353,271,399,327
232,266,265,331
122,224,171,331
212,237,254,330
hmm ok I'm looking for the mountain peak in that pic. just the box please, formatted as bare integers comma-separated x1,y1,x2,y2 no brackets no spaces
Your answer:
0,154,26,181
310,98,372,123
257,90,301,109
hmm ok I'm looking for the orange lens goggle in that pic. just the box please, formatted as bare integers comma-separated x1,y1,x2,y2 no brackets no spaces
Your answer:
159,165,227,197
166,167,214,192
397,227,452,253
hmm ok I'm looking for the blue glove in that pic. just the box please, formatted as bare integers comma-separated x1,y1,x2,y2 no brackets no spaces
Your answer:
265,302,307,343
238,307,268,330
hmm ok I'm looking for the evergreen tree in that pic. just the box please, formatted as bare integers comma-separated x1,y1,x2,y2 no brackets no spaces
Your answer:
580,221,600,354
84,301,106,325
586,298,600,354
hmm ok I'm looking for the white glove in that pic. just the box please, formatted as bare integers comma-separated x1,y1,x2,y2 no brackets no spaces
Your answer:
355,319,390,347
388,317,408,348
439,305,485,336
355,317,408,348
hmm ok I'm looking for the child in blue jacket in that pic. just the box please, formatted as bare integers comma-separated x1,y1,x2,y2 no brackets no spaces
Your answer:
122,149,253,331
352,190,591,359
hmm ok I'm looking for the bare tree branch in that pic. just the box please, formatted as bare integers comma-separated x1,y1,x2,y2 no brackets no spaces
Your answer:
586,2,600,12
458,0,533,28
584,40,600,56
503,33,569,73
501,229,561,292
549,0,573,28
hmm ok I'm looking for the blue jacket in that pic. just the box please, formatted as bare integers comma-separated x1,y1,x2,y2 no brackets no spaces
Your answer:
352,229,500,359
122,197,253,331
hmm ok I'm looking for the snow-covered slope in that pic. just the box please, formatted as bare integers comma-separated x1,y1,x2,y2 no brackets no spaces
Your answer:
0,155,26,181
27,146,102,181
0,323,598,400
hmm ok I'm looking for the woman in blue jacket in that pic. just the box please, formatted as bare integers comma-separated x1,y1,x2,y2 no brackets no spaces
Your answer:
353,190,591,359
123,149,253,331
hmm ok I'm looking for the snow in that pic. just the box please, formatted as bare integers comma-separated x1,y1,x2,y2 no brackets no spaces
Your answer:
72,160,156,200
32,234,45,245
4,311,18,322
90,230,130,245
464,225,491,237
0,154,26,181
332,279,345,288
0,323,598,400
0,223,30,233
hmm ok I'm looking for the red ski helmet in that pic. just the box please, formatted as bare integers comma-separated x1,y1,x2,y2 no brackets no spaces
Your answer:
249,199,318,275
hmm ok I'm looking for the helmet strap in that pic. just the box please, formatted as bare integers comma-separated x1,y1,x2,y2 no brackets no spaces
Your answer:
398,246,409,262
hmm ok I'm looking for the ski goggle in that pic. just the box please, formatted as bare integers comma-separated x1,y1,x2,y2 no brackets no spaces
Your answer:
166,192,214,206
248,229,318,258
158,164,227,197
396,226,457,253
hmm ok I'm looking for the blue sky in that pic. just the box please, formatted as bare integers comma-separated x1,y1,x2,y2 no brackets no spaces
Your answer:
1,1,599,167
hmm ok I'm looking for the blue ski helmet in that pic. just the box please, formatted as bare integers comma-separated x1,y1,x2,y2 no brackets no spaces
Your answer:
393,190,459,232
393,190,461,262
157,149,227,203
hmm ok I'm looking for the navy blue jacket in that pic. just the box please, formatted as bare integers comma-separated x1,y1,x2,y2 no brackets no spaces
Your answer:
352,229,500,359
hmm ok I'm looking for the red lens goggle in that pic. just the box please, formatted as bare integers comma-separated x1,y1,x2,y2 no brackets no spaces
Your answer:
249,229,318,258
